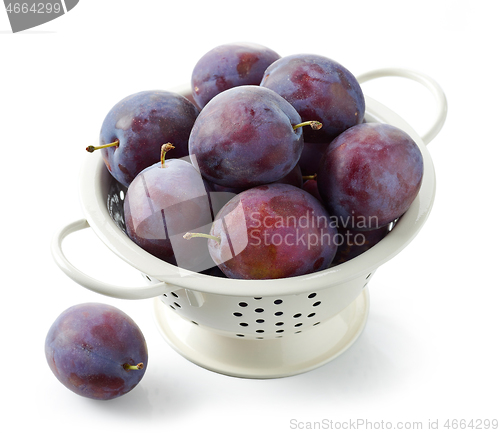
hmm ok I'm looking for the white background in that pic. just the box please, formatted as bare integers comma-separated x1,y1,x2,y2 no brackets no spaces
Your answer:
1,1,499,431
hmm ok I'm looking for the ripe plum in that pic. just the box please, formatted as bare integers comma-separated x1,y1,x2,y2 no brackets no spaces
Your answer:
260,54,365,143
317,123,423,230
187,184,338,279
191,42,280,108
189,85,309,189
95,90,199,187
124,145,215,271
45,303,147,400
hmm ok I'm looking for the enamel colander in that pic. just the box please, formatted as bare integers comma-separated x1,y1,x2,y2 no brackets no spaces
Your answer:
52,68,446,378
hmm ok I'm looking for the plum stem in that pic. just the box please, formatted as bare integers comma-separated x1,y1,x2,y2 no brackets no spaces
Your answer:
86,140,119,153
160,143,175,168
292,120,322,131
303,174,317,180
184,232,221,244
123,362,144,371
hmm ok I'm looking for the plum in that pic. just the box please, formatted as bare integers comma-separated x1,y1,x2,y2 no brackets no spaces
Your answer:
317,123,424,230
93,90,199,187
260,54,365,143
45,303,147,400
124,145,216,271
189,85,316,189
186,184,338,279
191,42,280,108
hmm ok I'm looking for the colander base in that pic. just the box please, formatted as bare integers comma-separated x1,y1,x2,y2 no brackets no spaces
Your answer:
153,287,369,379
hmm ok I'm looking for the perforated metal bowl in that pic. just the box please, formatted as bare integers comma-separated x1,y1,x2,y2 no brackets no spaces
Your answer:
52,68,446,378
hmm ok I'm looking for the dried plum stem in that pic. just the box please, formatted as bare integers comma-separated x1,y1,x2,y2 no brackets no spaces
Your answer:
123,362,144,371
160,143,175,168
184,232,221,244
292,120,322,131
86,140,119,153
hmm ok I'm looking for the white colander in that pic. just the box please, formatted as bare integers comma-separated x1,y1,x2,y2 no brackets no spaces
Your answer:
51,68,447,379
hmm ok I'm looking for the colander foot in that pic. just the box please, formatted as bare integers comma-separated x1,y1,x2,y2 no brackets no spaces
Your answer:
152,287,369,379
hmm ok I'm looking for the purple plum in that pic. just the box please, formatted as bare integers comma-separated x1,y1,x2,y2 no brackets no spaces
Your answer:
95,90,199,187
191,183,338,279
191,42,280,108
260,54,365,143
317,123,424,230
189,85,310,189
45,303,147,400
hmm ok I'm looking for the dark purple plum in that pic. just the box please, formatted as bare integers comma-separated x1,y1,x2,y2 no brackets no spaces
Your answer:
189,85,310,189
124,145,216,271
299,141,330,176
317,123,424,230
187,184,338,280
94,90,199,187
191,42,280,108
332,225,391,265
45,303,147,400
260,54,365,143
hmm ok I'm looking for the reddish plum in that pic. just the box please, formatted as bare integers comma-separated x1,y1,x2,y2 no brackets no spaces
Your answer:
45,303,147,400
189,184,338,279
95,90,199,187
260,54,365,143
191,42,280,108
124,145,216,271
189,85,309,189
317,123,423,230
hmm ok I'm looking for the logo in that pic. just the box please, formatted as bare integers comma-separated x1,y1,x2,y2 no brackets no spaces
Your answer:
4,0,79,33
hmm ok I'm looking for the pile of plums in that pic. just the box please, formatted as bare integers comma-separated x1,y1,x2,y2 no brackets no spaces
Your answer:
90,42,424,280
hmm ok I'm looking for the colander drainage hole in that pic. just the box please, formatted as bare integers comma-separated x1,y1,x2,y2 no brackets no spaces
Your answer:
274,299,283,305
256,319,265,323
236,334,245,337
233,312,243,317
171,292,179,298
239,302,248,307
308,293,317,299
294,323,303,327
308,313,316,318
256,330,264,333
275,311,283,316
173,302,181,308
275,322,284,326
239,323,249,327
293,313,302,318
276,329,284,333
313,322,321,326
312,301,321,307
255,308,264,313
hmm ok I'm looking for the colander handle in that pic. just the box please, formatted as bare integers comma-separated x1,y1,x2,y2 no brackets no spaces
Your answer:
356,68,448,145
51,219,171,300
